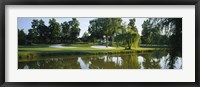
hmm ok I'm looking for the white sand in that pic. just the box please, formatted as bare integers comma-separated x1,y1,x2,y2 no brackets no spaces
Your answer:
91,45,116,49
49,44,77,48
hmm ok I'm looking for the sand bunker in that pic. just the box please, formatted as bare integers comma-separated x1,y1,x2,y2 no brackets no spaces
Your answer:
49,44,77,48
91,45,116,49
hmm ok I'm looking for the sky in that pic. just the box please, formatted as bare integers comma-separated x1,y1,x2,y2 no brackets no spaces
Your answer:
18,17,147,37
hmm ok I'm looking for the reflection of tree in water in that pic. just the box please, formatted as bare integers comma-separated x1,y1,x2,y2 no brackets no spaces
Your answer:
141,52,162,69
19,57,80,69
18,51,182,69
140,51,182,69
120,54,140,69
81,54,141,69
168,50,182,69
87,55,122,69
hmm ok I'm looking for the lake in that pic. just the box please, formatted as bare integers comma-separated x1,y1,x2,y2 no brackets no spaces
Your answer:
18,51,182,69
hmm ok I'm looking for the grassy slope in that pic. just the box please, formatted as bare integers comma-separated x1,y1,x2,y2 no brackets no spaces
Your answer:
18,43,169,59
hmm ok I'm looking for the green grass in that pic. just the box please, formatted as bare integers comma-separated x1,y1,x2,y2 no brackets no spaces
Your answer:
18,43,169,59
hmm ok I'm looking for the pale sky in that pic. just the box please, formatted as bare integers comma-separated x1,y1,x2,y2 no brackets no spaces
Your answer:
18,18,147,37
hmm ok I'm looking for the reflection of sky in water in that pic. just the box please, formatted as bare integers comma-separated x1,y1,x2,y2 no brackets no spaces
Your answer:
174,57,182,69
77,57,90,69
78,56,123,69
103,56,122,66
159,54,182,69
138,56,144,69
23,64,29,69
111,57,122,66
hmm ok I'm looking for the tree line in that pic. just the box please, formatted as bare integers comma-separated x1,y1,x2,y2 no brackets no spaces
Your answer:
18,18,80,45
18,18,181,51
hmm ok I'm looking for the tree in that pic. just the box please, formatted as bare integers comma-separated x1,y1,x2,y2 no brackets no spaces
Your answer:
98,18,112,47
61,21,70,43
116,23,140,50
18,29,26,45
37,19,50,43
141,19,168,45
30,19,39,43
49,18,61,43
110,18,122,46
150,18,182,52
27,29,38,44
31,19,39,29
68,18,81,43
141,19,152,44
123,26,140,50
88,19,103,44
88,18,122,47
128,18,138,32
81,32,90,42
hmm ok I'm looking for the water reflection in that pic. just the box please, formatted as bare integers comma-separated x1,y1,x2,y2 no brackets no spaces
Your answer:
18,51,182,69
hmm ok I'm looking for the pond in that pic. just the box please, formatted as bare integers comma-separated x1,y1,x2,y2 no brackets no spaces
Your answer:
18,51,182,69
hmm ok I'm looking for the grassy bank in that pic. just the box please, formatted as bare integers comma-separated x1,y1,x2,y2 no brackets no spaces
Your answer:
18,44,169,59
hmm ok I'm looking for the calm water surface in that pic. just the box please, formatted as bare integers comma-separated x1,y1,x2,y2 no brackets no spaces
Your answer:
18,51,182,69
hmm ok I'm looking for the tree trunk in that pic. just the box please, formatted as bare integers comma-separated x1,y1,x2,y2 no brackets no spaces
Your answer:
116,40,119,48
111,36,114,46
128,44,131,50
127,40,131,50
106,35,108,48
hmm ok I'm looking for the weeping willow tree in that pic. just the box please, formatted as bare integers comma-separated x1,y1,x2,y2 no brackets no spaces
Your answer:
116,23,140,50
124,27,140,49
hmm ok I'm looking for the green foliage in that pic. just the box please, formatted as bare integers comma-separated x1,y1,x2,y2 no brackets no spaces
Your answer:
18,29,26,45
149,18,182,53
141,19,170,45
28,19,50,44
128,18,138,32
81,32,90,42
27,29,38,44
116,22,140,50
38,19,50,43
68,18,81,43
88,19,100,43
49,18,61,43
123,28,140,49
61,21,70,43
88,18,122,47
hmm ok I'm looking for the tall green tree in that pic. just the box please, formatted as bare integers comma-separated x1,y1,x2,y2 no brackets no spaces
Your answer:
150,18,182,52
141,19,169,45
81,32,90,42
128,18,138,32
27,29,38,44
18,29,26,45
123,26,140,49
116,23,140,50
30,19,39,43
61,21,70,43
110,18,122,46
49,18,61,43
31,19,39,29
68,18,81,43
88,19,104,44
141,19,152,44
37,19,50,43
88,18,122,47
98,18,112,47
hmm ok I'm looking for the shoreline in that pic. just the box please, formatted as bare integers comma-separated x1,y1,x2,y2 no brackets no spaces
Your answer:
18,48,169,59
